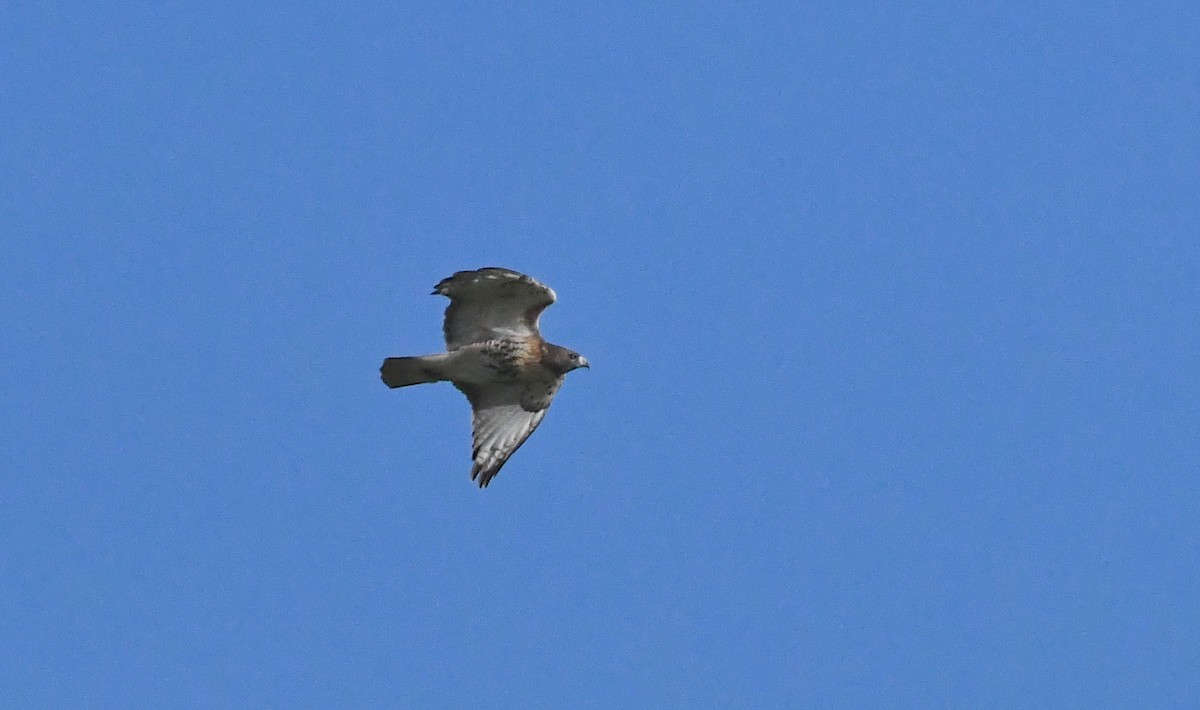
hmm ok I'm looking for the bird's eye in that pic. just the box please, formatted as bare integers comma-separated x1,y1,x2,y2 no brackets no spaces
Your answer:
571,354,579,360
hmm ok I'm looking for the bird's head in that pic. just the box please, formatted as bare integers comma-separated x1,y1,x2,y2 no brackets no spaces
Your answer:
544,344,590,375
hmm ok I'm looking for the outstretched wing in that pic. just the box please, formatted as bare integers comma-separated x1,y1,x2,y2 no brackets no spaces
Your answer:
457,378,562,487
433,267,556,350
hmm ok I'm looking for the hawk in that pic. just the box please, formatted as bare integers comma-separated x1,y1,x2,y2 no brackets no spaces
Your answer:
380,267,589,487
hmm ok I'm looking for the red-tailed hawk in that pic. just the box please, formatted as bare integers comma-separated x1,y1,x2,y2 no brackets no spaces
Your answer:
380,267,589,487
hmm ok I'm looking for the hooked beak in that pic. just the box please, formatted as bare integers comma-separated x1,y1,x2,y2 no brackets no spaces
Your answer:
579,356,590,369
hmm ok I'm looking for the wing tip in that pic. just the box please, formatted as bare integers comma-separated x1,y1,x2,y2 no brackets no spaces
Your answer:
471,449,514,488
471,463,498,488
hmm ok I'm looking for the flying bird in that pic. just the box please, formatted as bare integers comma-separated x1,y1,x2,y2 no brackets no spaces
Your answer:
380,267,589,487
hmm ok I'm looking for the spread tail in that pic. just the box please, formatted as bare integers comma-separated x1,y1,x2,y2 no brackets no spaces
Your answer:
380,356,446,388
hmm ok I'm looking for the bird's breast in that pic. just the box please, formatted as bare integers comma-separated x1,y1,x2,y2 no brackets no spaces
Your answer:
443,338,544,384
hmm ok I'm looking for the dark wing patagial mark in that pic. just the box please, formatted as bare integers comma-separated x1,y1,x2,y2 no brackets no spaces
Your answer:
520,377,562,412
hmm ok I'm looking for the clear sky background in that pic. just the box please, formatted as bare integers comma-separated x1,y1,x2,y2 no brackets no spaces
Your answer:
3,3,1198,708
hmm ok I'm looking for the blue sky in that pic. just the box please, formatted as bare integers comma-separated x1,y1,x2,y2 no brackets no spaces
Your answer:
3,2,1198,707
